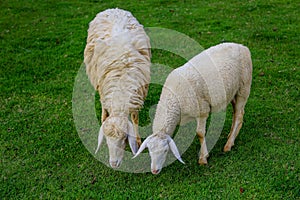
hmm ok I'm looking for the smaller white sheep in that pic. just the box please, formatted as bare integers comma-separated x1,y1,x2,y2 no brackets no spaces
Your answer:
134,43,252,174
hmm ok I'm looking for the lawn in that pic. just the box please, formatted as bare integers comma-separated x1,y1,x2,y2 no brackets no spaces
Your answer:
0,0,299,199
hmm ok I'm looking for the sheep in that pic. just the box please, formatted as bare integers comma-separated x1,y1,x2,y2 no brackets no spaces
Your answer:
84,8,151,168
134,43,252,174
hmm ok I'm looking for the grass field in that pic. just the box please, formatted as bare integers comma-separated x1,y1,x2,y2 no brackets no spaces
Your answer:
1,0,299,199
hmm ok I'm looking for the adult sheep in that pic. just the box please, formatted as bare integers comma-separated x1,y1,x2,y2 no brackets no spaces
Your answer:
84,8,151,168
134,43,252,174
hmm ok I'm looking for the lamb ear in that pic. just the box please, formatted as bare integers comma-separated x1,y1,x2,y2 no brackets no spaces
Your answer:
127,122,138,155
132,136,151,159
95,125,105,154
166,135,185,164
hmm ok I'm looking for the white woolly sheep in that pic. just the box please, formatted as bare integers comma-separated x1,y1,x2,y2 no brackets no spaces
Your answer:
134,43,252,174
84,8,151,168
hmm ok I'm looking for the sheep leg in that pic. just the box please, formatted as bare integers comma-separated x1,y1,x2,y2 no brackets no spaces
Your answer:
131,111,141,146
224,96,246,152
197,115,209,165
101,107,109,123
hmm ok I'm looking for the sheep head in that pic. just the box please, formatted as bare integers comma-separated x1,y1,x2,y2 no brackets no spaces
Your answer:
133,134,184,174
95,116,138,168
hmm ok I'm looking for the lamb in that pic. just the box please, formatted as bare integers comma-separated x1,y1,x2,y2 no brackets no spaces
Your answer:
134,43,252,174
84,8,151,168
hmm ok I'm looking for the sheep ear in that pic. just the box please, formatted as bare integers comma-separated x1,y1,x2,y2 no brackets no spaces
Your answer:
132,136,151,159
167,135,185,164
127,122,138,155
95,125,105,154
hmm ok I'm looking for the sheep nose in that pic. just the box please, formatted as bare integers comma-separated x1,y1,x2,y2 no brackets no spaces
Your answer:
151,169,160,174
110,161,120,168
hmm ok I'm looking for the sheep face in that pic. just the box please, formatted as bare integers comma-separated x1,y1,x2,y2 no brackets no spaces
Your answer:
95,116,138,168
147,136,169,174
106,135,126,168
134,134,184,174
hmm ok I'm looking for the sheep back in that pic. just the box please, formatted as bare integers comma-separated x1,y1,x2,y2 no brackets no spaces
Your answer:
84,8,151,114
154,43,252,132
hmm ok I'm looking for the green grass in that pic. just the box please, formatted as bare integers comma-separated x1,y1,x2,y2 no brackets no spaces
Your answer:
1,0,299,199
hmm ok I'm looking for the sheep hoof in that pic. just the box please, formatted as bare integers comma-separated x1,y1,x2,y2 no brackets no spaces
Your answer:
136,138,142,147
223,144,233,152
198,158,208,165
